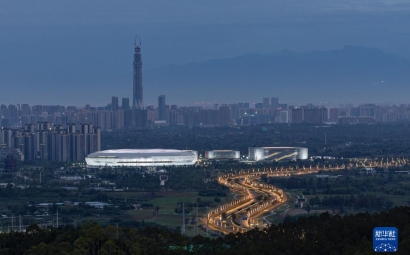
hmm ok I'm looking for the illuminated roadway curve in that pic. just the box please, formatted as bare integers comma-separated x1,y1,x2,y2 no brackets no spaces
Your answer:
202,165,348,235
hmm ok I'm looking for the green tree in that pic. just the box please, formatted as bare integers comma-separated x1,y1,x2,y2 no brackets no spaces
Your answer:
24,242,50,255
100,240,125,255
73,237,90,255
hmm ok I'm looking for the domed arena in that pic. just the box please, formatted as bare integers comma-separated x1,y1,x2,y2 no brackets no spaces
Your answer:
85,149,198,167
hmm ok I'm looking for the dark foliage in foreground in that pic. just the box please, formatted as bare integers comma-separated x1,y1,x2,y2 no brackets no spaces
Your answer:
1,206,410,254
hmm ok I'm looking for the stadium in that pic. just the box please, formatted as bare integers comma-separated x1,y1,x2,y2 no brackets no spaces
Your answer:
85,149,198,167
205,150,240,160
248,147,308,161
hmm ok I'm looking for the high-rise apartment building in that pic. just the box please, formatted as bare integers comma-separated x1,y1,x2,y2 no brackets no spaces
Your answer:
303,108,327,123
279,110,289,123
111,96,119,111
158,95,166,121
0,123,100,162
122,98,130,110
135,109,148,129
271,97,279,111
21,104,31,116
291,108,303,124
263,98,270,108
329,108,340,122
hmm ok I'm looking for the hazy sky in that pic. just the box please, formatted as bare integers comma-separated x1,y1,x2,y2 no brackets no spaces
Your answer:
1,0,410,106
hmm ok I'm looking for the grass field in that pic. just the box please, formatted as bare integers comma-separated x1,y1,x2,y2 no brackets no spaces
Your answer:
108,191,230,233
265,202,292,224
111,176,410,228
262,174,410,223
4,173,409,231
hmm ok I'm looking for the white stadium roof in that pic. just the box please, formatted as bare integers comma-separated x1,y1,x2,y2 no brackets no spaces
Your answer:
86,149,198,167
87,149,195,158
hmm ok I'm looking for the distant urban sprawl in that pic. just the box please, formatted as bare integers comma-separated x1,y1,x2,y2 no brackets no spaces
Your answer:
1,41,409,163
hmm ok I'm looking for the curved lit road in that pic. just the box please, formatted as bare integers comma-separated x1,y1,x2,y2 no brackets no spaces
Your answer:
202,164,348,234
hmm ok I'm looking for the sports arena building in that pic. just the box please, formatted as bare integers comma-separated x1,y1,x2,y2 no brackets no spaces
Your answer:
205,150,240,160
248,147,308,161
85,149,198,167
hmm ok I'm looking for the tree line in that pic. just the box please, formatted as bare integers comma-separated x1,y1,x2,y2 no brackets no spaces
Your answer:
1,206,410,254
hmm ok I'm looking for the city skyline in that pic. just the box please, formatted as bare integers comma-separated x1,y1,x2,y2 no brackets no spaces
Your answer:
0,44,409,106
1,1,410,106
2,99,410,131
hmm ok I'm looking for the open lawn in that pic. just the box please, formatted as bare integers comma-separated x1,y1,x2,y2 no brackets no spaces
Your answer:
109,191,230,229
265,202,292,224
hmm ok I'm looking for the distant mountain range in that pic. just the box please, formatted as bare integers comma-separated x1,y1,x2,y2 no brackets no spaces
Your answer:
1,45,409,105
144,45,410,105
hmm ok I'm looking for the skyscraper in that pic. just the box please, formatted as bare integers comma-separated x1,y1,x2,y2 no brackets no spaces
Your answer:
263,98,270,108
158,95,165,120
271,97,279,110
132,37,143,126
111,96,119,111
122,97,130,110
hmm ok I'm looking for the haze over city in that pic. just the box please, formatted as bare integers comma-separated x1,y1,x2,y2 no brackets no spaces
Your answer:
2,1,410,254
1,0,410,106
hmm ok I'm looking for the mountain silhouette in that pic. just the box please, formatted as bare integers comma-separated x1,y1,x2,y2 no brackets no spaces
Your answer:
1,45,409,106
145,45,410,105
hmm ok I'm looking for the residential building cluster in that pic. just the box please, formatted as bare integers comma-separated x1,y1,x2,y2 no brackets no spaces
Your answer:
1,100,410,131
0,122,100,162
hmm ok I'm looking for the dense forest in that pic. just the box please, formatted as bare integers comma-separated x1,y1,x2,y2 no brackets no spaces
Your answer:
1,206,410,254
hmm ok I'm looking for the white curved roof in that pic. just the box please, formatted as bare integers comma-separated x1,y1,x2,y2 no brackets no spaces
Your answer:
87,149,196,158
